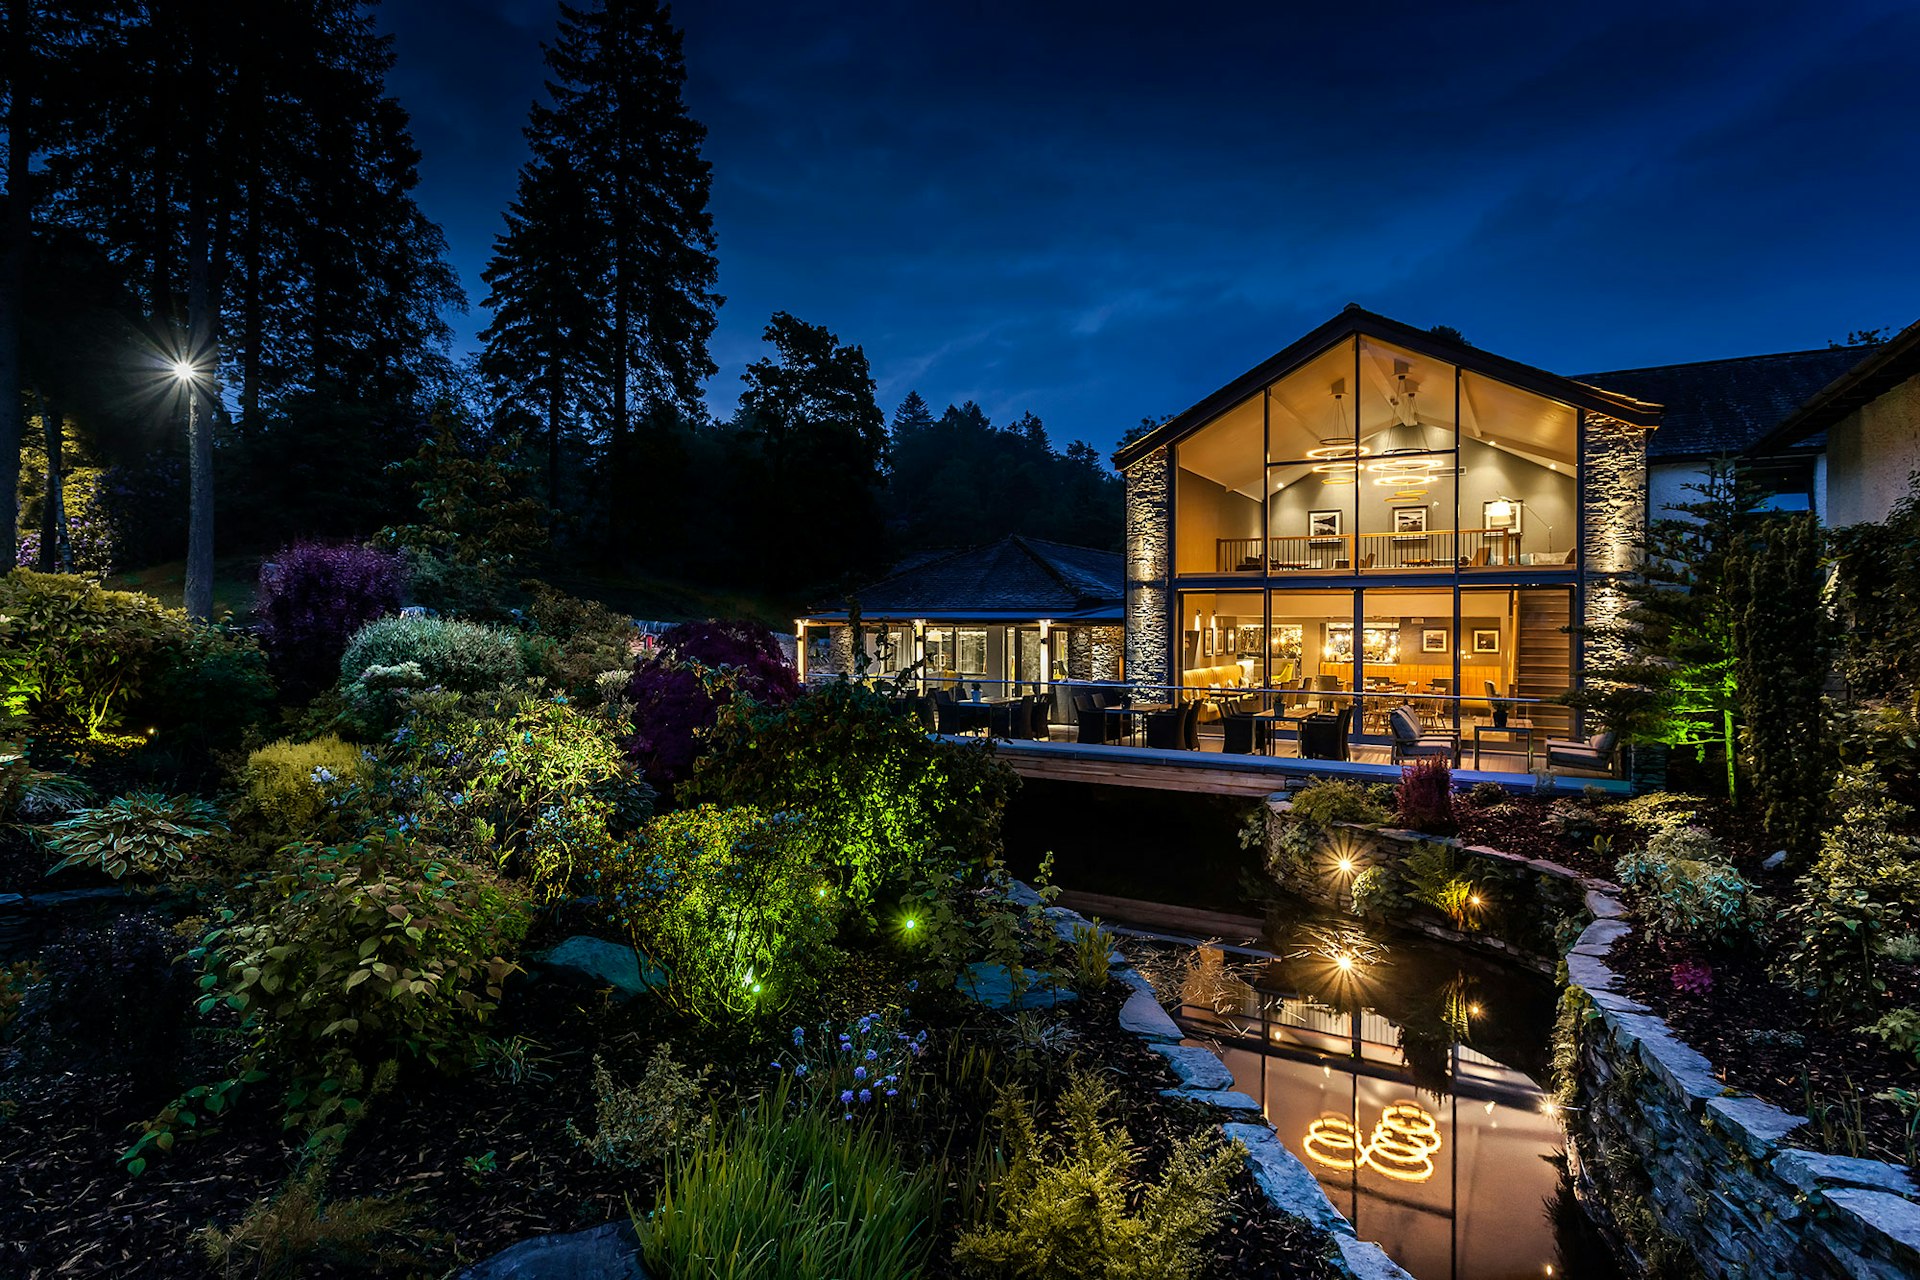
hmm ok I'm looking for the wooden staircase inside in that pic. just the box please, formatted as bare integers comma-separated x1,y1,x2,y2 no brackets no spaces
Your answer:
1515,590,1573,739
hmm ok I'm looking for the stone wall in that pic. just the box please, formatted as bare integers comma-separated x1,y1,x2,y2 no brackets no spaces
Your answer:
1565,905,1920,1279
1578,412,1645,681
1089,625,1124,682
1123,446,1171,689
1065,627,1092,681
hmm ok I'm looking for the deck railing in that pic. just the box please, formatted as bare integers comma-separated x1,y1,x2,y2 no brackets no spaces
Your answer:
1215,529,1552,574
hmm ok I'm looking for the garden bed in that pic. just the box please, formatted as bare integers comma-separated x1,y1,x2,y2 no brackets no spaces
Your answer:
1606,926,1919,1168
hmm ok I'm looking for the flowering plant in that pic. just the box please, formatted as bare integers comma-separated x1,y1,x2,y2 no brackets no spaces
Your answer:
773,1006,927,1119
1669,960,1714,995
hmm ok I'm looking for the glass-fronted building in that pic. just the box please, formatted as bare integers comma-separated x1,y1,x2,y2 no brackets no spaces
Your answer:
1114,306,1657,745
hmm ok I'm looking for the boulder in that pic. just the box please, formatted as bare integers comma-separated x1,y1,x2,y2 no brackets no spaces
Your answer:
954,962,1077,1011
529,936,666,1000
461,1222,648,1280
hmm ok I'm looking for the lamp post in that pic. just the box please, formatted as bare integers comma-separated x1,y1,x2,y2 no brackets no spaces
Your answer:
172,357,212,620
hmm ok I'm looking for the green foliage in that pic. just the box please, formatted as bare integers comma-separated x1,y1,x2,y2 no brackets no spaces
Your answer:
1467,780,1508,807
1728,514,1830,865
1828,472,1920,699
1289,779,1389,828
191,830,529,1123
1860,1009,1920,1064
42,792,225,880
781,1009,925,1118
1,960,46,1039
952,1071,1243,1280
195,1146,421,1279
1572,462,1760,793
397,688,650,897
639,1085,939,1280
232,735,375,853
1399,843,1484,931
1349,866,1393,917
0,569,271,747
373,426,548,592
337,614,526,694
1880,932,1920,965
903,851,1062,1006
567,1044,710,1169
0,762,94,821
1605,792,1701,839
519,580,639,702
1616,827,1757,951
1068,920,1116,993
608,806,839,1024
694,678,1019,908
1776,767,1920,1020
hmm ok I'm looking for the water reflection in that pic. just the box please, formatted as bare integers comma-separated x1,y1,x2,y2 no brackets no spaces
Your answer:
1149,922,1608,1280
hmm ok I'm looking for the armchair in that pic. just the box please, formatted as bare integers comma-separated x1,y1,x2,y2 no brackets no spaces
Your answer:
1545,729,1618,775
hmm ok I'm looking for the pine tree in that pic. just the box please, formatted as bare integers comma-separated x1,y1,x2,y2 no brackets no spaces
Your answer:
526,0,720,542
480,153,607,524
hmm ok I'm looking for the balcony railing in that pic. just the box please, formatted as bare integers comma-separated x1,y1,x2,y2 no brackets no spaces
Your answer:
1214,529,1561,574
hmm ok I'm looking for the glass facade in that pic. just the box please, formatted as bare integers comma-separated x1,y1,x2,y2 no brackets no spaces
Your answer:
1176,335,1578,576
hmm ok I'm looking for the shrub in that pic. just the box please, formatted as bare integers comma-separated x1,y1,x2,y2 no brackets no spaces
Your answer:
255,542,407,700
1616,829,1758,952
778,1010,926,1118
1,764,94,821
394,689,650,897
1466,780,1508,807
1605,792,1700,839
1776,767,1920,1019
902,851,1064,1007
567,1044,710,1170
1395,758,1455,833
626,620,797,791
337,614,525,694
42,792,225,881
520,580,638,702
0,960,46,1039
608,806,838,1023
0,570,272,748
191,830,529,1124
1289,779,1387,828
1068,920,1116,993
196,1148,420,1279
953,1070,1242,1280
233,735,376,852
693,678,1019,906
639,1085,939,1280
1398,843,1484,930
1861,1008,1920,1063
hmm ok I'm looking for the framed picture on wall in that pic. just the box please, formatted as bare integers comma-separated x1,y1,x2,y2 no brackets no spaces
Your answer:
1483,498,1523,535
1308,509,1342,538
1422,628,1448,653
1472,629,1501,654
1203,628,1215,657
1392,505,1429,533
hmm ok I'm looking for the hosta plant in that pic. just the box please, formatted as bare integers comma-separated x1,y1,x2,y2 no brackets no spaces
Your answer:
43,792,225,880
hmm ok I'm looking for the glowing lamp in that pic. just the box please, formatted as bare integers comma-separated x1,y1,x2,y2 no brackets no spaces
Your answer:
1336,857,1355,874
170,359,195,381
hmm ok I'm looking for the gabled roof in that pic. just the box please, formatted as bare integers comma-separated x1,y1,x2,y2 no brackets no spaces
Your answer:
811,535,1123,620
1748,318,1920,455
1575,346,1871,461
1112,303,1661,471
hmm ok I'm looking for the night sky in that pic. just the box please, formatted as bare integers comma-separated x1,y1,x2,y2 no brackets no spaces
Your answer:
381,0,1920,459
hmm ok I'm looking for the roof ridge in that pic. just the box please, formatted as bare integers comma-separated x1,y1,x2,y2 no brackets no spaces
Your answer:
1576,347,1867,379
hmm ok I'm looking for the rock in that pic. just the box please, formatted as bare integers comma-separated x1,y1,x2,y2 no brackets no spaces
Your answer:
0,894,23,911
1762,850,1787,871
1004,880,1045,907
529,936,666,1000
1335,1236,1416,1280
1150,1043,1235,1091
954,962,1077,1010
1821,1188,1920,1254
1773,1149,1918,1197
1117,980,1182,1043
1584,890,1626,919
461,1221,648,1280
1705,1096,1807,1159
1570,918,1631,955
1628,1019,1726,1105
1565,951,1618,995
1161,1087,1262,1112
1222,1121,1355,1239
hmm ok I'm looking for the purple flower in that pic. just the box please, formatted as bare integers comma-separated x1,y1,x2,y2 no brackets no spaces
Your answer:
853,1066,867,1081
885,1088,898,1098
792,1027,805,1046
794,1064,808,1077
864,1048,877,1061
858,1089,872,1104
840,1089,854,1103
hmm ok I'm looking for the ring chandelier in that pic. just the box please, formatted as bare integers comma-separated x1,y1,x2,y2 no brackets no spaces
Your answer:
1304,1101,1443,1184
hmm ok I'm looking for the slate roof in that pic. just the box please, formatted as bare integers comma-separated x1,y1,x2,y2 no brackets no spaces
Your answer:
1750,318,1920,454
812,536,1123,620
1574,347,1869,461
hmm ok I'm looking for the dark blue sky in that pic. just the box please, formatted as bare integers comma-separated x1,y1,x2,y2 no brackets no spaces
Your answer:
380,0,1919,458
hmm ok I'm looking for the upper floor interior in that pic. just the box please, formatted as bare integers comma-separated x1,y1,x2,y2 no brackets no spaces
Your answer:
1116,308,1659,580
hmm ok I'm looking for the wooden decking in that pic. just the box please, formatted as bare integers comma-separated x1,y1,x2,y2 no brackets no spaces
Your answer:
957,735,1629,798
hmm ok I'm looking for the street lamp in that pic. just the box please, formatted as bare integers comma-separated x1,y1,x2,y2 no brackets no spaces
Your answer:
169,356,211,620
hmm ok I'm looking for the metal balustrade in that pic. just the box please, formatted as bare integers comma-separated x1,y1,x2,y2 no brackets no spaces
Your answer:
1215,529,1552,574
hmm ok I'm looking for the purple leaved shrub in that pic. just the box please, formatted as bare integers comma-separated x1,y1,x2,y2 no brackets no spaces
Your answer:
626,620,798,791
1395,757,1456,834
256,542,408,700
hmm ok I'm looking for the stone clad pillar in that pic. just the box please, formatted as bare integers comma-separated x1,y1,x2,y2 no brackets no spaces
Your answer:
1579,411,1648,688
1124,446,1171,691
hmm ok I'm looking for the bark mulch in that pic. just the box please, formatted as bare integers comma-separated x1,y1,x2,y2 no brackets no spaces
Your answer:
1608,928,1919,1171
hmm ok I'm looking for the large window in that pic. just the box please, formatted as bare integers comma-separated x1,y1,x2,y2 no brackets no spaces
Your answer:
1177,590,1266,686
925,627,988,681
1174,333,1581,577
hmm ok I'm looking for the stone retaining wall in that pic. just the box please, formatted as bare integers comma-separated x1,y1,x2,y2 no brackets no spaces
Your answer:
1565,902,1920,1279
